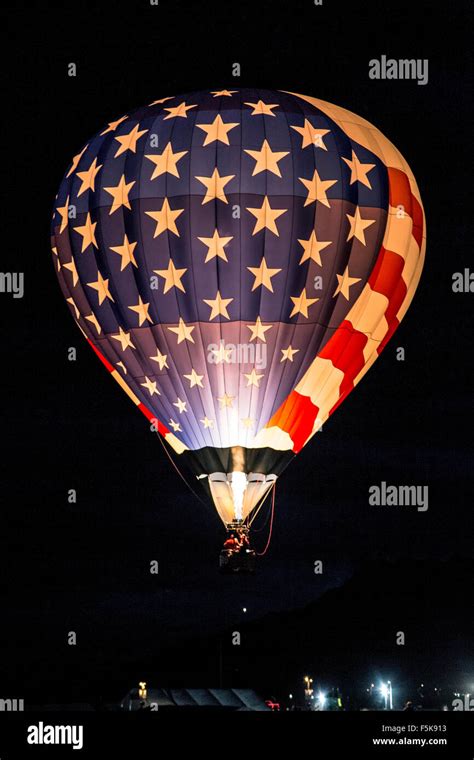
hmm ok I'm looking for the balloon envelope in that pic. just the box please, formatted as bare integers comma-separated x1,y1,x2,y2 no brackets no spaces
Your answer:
51,89,425,526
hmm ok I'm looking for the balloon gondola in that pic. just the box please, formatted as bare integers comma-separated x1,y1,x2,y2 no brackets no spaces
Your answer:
219,524,256,574
51,88,425,562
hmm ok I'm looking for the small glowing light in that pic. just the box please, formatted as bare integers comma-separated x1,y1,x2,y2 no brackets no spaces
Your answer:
318,691,326,705
242,607,247,613
289,694,293,699
380,683,388,698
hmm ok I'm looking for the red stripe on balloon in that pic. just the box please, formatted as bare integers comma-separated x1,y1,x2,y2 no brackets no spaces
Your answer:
137,403,171,436
369,247,407,323
387,167,412,210
369,246,404,296
267,391,319,453
87,339,114,372
411,195,424,248
387,167,424,249
319,321,368,412
319,320,368,372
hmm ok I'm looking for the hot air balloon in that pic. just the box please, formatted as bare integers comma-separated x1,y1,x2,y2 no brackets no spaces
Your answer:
51,89,425,566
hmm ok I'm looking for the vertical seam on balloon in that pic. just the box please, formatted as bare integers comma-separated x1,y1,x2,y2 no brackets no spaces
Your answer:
260,92,316,427
184,93,219,451
166,96,206,450
119,116,158,384
251,87,273,440
240,87,260,448
187,95,221,453
213,92,229,451
139,104,192,445
237,87,245,448
96,132,127,327
135,107,187,444
253,91,299,437
126,109,177,435
196,92,221,451
158,96,199,448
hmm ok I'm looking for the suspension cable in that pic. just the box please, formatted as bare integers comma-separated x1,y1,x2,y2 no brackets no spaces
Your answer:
157,433,208,507
247,481,275,528
255,482,276,556
247,481,276,533
249,495,273,532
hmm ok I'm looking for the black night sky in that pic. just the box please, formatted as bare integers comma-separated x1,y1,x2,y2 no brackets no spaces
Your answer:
1,0,472,709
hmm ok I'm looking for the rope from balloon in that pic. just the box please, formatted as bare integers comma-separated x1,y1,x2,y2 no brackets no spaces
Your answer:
248,494,272,533
156,432,209,508
247,481,275,529
255,483,276,557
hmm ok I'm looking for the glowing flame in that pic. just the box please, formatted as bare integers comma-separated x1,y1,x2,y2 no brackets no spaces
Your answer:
231,471,247,520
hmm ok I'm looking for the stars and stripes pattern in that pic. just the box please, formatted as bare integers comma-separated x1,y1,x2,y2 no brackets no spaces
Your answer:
51,88,425,484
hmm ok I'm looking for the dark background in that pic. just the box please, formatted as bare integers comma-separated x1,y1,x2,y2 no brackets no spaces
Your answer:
0,0,472,707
